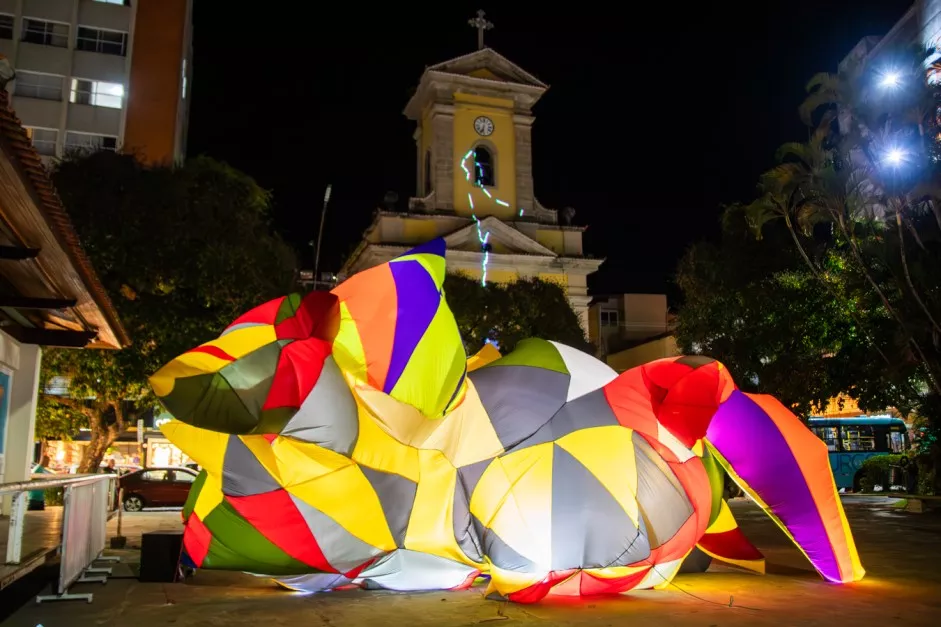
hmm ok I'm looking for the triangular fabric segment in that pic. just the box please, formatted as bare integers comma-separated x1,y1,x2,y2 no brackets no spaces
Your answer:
289,494,385,574
359,466,418,548
484,338,568,374
222,435,282,497
548,341,618,401
280,355,359,455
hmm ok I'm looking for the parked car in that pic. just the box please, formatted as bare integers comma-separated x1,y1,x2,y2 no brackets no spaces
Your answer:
118,466,199,511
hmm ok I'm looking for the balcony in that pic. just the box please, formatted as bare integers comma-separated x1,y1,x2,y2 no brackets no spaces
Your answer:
22,0,73,24
72,49,127,85
78,0,132,33
15,41,71,76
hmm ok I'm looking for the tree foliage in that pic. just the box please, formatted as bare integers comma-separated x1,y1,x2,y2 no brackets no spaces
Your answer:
444,273,592,355
39,152,296,471
676,43,941,489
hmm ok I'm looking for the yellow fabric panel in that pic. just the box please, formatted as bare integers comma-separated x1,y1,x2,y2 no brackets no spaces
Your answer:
696,544,766,574
193,472,223,521
351,398,421,483
354,385,427,445
555,426,639,526
692,439,705,456
389,300,465,418
466,343,501,372
332,302,368,385
160,420,229,475
469,444,554,567
286,462,396,552
420,380,504,467
652,554,687,589
584,565,649,580
208,324,277,359
409,253,446,289
706,499,739,534
265,437,354,488
404,449,481,567
485,562,547,597
832,473,866,580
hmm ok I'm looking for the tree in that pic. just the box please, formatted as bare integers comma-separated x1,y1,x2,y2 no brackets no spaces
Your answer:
677,42,941,492
444,273,593,356
40,152,296,472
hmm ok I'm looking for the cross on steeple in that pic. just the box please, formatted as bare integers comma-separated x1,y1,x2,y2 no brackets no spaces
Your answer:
468,10,493,51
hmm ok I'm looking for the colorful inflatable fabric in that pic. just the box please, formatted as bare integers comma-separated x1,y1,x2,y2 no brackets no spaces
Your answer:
150,238,864,603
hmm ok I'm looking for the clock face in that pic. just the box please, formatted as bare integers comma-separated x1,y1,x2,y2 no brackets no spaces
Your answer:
474,116,494,136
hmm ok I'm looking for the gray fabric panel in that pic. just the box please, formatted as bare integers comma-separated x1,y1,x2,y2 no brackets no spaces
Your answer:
359,466,418,548
280,355,358,456
513,389,620,450
221,435,281,496
451,474,484,562
456,458,492,498
632,432,694,549
469,365,569,450
219,340,284,421
289,494,384,573
550,444,650,570
471,514,538,573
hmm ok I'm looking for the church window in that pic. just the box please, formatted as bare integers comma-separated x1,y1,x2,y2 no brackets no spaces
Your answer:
600,310,619,327
474,146,495,187
424,150,432,195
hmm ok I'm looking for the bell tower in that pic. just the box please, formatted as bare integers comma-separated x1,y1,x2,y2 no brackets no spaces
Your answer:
404,43,548,222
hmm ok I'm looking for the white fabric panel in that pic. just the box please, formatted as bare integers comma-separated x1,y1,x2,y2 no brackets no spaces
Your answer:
549,341,618,401
357,549,477,591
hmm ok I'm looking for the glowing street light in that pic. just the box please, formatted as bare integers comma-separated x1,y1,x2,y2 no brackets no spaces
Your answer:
885,148,905,166
880,71,901,88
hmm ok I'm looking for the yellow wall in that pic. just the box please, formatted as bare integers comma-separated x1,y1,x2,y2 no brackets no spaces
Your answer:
456,268,519,284
452,93,517,221
606,336,679,373
535,229,565,255
401,218,440,243
538,273,568,287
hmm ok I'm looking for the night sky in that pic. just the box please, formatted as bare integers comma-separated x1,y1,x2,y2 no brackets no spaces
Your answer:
187,1,912,300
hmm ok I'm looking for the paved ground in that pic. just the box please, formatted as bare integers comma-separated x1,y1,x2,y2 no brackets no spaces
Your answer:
3,498,940,626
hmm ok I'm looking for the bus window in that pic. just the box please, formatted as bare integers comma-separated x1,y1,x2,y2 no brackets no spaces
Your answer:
887,430,908,453
811,426,840,451
841,425,876,451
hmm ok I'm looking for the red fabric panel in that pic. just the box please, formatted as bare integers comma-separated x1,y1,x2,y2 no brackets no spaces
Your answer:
226,297,284,330
508,570,577,603
262,339,330,410
226,490,334,572
579,568,651,595
183,514,212,567
698,528,764,562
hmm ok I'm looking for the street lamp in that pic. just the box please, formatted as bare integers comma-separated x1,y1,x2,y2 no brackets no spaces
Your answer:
885,148,906,166
880,71,901,89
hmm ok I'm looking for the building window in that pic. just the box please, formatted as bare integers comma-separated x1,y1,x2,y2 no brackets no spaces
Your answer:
70,78,124,109
76,26,127,56
181,59,188,99
65,131,117,153
25,127,58,156
14,71,64,101
22,18,69,48
94,0,131,5
600,310,619,327
474,146,495,187
0,14,13,40
423,150,432,196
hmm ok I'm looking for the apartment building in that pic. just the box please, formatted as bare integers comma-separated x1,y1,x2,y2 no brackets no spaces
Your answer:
0,0,192,165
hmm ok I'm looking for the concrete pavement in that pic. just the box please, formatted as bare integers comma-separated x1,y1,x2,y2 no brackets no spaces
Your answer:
4,498,940,626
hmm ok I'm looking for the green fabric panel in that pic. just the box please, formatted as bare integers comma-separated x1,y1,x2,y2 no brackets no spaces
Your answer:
484,338,568,374
201,499,311,574
275,293,303,325
161,373,257,434
701,445,725,528
253,406,297,434
218,341,285,422
182,470,208,520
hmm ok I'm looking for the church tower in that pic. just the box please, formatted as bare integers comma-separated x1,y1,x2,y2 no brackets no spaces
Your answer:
340,12,602,332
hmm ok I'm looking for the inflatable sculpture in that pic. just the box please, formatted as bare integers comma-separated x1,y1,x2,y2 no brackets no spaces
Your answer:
150,239,864,603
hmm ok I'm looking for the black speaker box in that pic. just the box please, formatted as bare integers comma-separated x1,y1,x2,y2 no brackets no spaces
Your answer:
139,530,184,582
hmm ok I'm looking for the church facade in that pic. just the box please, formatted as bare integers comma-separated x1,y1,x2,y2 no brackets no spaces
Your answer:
340,47,602,332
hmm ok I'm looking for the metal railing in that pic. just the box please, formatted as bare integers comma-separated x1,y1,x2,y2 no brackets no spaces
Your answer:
1,473,119,602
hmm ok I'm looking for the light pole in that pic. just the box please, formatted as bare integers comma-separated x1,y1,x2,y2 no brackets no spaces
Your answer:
313,184,332,291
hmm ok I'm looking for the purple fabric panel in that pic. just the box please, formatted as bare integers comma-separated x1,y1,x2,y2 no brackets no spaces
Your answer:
384,259,441,394
706,390,840,581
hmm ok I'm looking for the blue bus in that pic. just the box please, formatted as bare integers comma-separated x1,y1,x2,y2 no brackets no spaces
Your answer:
807,416,911,491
